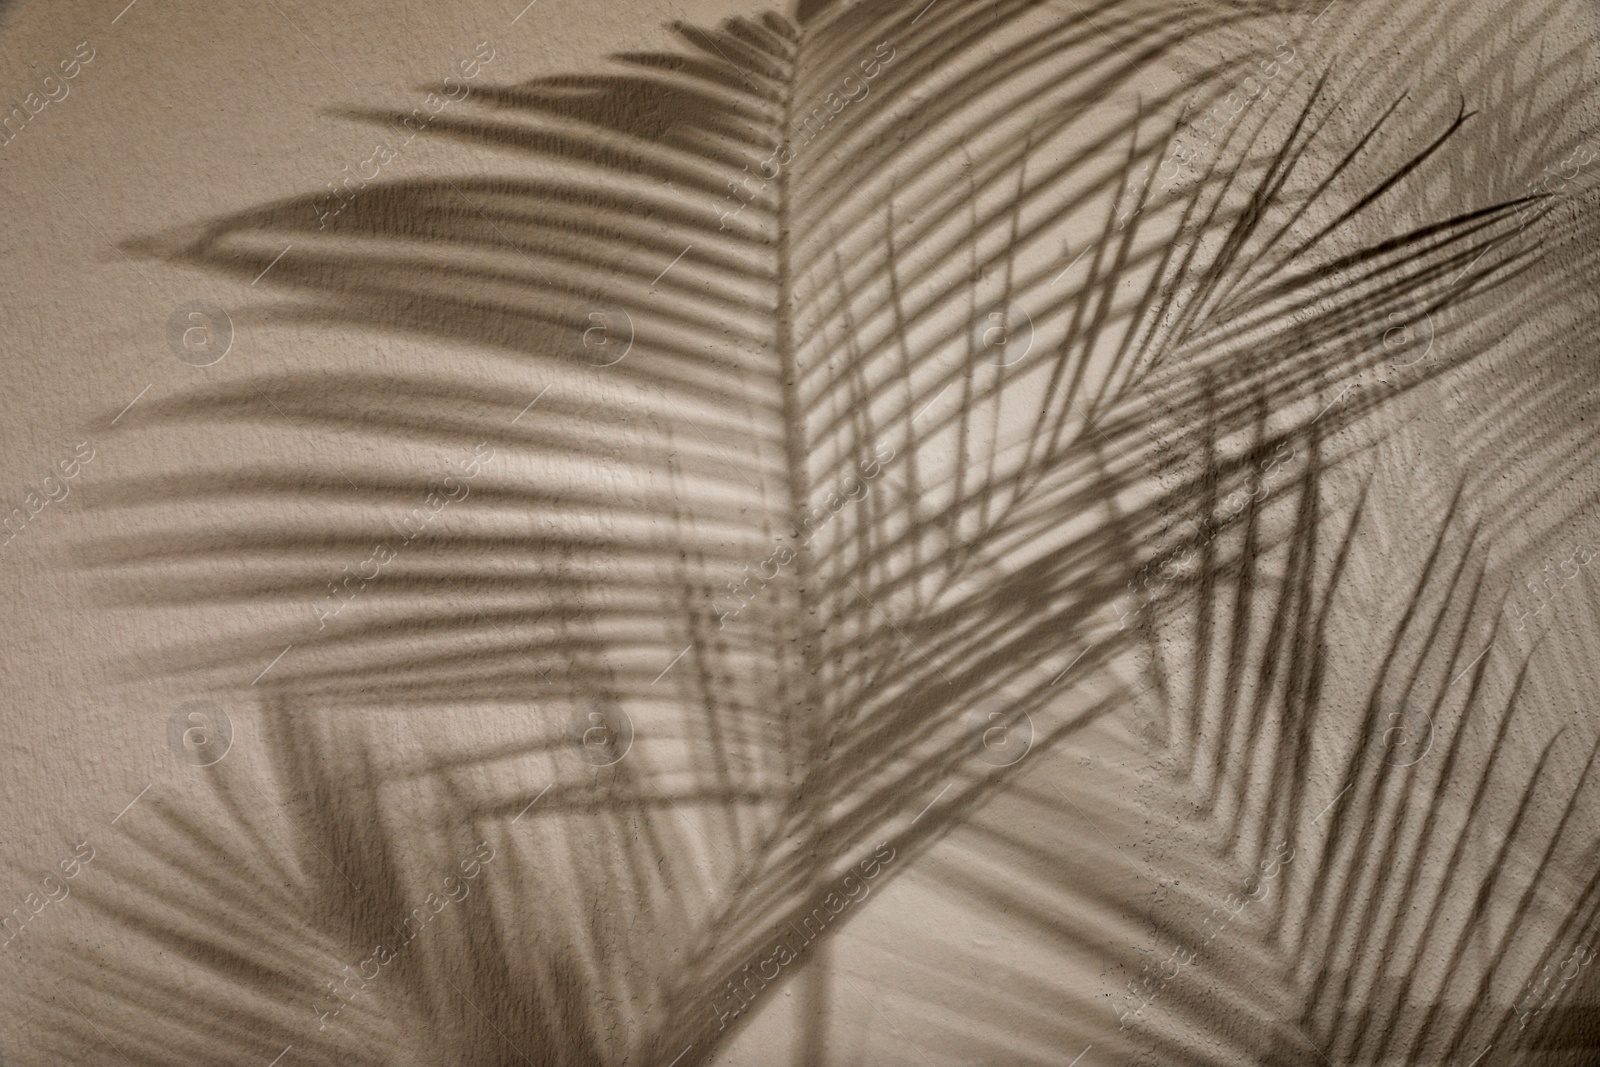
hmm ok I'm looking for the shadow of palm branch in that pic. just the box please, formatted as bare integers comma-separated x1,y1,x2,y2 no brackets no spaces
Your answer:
44,0,1599,1063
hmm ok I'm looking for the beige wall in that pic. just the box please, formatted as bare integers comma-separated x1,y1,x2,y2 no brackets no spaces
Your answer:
2,0,1597,1063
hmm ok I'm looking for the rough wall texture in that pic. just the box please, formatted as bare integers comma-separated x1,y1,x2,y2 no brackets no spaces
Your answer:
1,0,1597,1064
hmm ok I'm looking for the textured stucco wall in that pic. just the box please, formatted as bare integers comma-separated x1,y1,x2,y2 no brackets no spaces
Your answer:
1,0,1597,1064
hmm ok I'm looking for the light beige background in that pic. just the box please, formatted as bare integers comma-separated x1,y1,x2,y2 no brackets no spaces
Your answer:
3,0,1599,1063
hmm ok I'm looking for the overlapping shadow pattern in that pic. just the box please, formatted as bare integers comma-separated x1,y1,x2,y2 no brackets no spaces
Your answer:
42,0,1600,1063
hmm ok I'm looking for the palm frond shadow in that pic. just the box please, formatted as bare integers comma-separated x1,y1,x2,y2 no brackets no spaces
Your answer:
885,449,1600,1067
49,0,1596,1063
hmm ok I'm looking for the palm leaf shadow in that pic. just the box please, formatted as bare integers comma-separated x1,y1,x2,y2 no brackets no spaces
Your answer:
883,447,1600,1067
48,0,1590,1063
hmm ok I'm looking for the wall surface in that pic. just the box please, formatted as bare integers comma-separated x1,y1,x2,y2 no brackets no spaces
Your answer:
1,0,1597,1064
